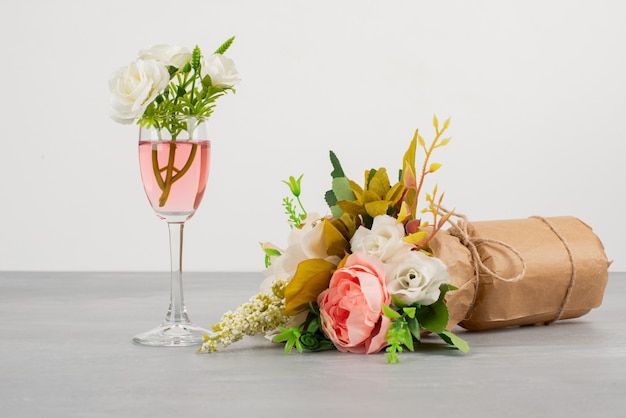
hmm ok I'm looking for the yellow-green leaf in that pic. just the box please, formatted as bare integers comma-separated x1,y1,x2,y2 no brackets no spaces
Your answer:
385,182,406,207
429,163,442,173
397,201,411,223
284,259,336,315
331,214,357,240
402,188,417,217
362,189,382,204
404,131,418,170
367,168,391,197
348,179,364,197
442,117,451,132
337,200,366,216
323,218,350,258
365,200,391,218
403,230,429,245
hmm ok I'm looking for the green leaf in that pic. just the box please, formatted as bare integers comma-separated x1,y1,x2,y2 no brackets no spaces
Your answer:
401,327,414,352
306,317,320,333
407,316,421,341
332,177,354,201
438,330,470,353
403,306,416,319
326,177,354,219
325,190,341,218
415,299,449,334
391,294,408,309
214,36,235,54
273,327,302,354
382,304,401,319
329,150,346,178
261,245,281,268
439,283,458,298
262,247,281,258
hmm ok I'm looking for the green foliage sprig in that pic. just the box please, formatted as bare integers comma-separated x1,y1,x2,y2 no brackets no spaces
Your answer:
273,303,334,354
282,175,307,228
383,284,470,363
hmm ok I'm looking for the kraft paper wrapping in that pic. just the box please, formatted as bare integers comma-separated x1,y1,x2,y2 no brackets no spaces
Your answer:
429,216,610,331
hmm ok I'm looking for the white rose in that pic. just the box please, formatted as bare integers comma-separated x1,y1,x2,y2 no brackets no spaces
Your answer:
350,214,413,263
108,59,170,124
385,251,450,306
200,54,241,88
259,213,340,293
138,44,191,69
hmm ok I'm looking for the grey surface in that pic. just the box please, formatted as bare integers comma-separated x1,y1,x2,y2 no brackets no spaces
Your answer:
0,271,624,418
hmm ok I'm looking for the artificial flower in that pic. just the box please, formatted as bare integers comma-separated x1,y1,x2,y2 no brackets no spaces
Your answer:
350,214,413,263
386,250,450,306
138,44,191,69
201,54,241,88
108,59,170,124
260,213,340,294
318,252,391,354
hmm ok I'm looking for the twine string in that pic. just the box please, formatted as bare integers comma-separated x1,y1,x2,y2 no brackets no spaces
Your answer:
529,216,577,323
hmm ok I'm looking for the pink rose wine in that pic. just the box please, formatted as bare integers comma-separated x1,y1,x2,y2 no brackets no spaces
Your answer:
139,140,211,222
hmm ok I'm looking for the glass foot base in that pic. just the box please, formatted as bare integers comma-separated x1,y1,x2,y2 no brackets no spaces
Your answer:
133,321,212,347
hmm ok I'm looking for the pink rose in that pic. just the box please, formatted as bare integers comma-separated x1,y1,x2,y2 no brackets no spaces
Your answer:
317,252,391,354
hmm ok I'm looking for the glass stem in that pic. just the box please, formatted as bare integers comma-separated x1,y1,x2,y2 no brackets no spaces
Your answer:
165,222,190,324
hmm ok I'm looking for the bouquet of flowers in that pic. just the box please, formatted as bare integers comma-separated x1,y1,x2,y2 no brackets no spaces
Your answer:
199,116,470,363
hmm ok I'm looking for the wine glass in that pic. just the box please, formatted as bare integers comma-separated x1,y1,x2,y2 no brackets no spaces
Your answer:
133,115,212,346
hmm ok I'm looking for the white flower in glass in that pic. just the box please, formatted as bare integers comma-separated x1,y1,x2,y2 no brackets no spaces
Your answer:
386,250,450,306
138,44,192,69
201,53,241,88
108,59,170,124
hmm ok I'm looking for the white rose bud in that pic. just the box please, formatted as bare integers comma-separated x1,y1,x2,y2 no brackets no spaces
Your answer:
138,44,191,69
386,251,450,306
108,59,170,124
200,54,241,88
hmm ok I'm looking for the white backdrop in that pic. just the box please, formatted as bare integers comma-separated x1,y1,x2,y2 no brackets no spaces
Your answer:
1,0,623,272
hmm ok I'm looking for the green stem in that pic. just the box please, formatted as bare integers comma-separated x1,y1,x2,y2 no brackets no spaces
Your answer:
158,143,178,207
170,143,198,183
296,196,307,218
153,142,199,207
151,147,165,191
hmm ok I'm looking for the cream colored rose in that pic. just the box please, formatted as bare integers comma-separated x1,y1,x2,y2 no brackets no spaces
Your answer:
108,59,170,124
259,213,340,294
200,54,241,88
138,44,191,69
350,215,413,263
386,251,450,306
